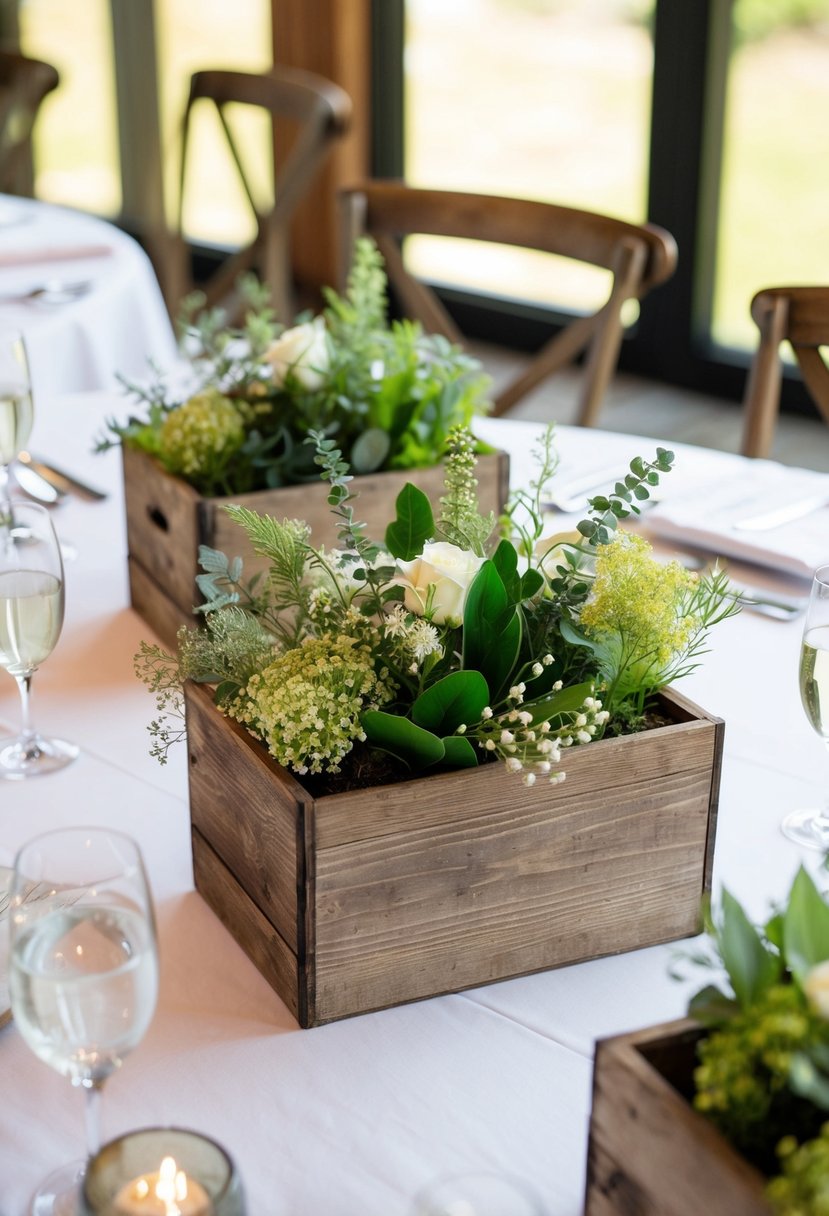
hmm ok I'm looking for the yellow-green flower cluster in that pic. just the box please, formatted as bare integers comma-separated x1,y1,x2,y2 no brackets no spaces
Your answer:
580,532,697,669
237,634,395,774
768,1123,829,1214
158,389,245,478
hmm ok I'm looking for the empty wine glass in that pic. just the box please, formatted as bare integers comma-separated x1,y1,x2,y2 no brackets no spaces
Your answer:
411,1171,547,1216
9,827,159,1215
0,499,78,778
0,329,33,523
783,563,829,849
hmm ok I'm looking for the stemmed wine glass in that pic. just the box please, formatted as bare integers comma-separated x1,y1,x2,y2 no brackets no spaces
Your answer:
0,329,34,523
783,563,829,848
8,827,159,1215
0,500,78,778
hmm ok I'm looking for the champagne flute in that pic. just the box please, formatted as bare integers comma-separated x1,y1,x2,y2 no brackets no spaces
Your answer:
0,329,34,523
9,827,159,1215
0,500,78,778
783,563,829,848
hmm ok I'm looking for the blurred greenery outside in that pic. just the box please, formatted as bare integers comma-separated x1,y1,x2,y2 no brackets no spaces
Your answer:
17,0,829,352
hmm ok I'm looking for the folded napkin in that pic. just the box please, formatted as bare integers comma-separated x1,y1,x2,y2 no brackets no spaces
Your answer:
0,244,113,269
647,461,829,580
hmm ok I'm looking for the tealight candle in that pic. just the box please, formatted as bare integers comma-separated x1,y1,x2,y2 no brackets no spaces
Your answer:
113,1155,211,1216
81,1127,245,1216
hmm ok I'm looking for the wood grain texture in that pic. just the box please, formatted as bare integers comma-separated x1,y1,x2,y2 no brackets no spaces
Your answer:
184,680,722,1027
124,445,509,649
585,1019,771,1216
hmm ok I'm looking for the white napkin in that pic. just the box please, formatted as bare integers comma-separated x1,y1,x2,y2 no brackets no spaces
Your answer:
647,460,829,579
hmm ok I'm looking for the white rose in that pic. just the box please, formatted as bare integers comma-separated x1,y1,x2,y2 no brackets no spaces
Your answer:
264,317,329,390
396,541,484,627
804,959,829,1018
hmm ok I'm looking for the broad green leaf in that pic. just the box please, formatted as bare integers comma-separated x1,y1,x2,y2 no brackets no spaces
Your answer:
462,562,512,670
687,984,739,1027
361,711,445,769
384,484,435,560
520,568,544,600
718,887,781,1007
489,612,523,702
411,670,490,734
491,539,521,601
439,735,479,769
783,866,829,981
525,680,595,726
559,618,602,657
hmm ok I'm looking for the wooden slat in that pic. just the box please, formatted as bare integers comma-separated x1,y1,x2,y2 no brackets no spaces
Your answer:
127,555,196,651
122,445,203,613
585,1019,771,1216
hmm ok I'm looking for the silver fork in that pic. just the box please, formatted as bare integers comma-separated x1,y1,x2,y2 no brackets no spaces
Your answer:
0,279,92,305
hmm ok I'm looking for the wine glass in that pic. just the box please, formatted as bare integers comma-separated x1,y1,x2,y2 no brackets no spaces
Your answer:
0,499,78,778
411,1171,547,1216
0,329,34,523
783,563,829,848
8,827,159,1215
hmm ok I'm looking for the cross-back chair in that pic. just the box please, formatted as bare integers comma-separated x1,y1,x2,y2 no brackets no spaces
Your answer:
741,286,829,458
339,181,678,424
174,65,351,321
0,49,59,195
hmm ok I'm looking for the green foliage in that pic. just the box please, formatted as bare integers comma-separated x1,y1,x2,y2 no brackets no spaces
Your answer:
100,240,492,494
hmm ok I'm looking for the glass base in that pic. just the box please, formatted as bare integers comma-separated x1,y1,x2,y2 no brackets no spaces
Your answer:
781,807,829,851
29,1158,84,1216
0,732,79,780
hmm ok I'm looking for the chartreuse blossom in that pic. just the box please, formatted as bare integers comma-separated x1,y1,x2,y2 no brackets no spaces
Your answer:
158,388,245,483
236,634,395,775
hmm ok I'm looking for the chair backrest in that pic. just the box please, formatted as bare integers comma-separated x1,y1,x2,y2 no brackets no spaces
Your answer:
339,182,677,424
175,65,351,321
0,49,59,195
741,286,829,458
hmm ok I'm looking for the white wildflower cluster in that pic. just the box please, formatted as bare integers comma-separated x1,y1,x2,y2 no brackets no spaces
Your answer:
459,679,608,786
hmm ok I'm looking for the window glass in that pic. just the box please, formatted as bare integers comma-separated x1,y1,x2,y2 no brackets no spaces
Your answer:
404,0,654,310
19,0,121,215
713,2,829,350
155,0,272,245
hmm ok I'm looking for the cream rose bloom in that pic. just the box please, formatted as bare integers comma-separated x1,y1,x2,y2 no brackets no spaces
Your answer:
804,959,829,1018
396,541,484,627
264,317,329,390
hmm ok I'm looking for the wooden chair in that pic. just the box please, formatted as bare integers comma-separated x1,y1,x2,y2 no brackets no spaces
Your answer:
741,286,829,458
174,66,351,321
0,49,59,195
339,182,678,424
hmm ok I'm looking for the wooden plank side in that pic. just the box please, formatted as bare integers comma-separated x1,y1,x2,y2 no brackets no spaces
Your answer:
311,760,714,1021
192,829,303,1024
315,713,718,849
208,451,509,564
122,445,202,612
127,556,196,651
185,682,303,952
585,1022,770,1216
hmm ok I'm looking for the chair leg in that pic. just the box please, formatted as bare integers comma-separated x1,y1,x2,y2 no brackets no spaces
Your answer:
740,295,789,458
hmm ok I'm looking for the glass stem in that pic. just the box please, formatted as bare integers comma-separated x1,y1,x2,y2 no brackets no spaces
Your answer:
83,1080,104,1159
0,463,10,528
14,671,34,742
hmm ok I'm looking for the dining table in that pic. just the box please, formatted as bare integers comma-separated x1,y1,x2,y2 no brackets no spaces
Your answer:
0,195,177,402
0,395,825,1216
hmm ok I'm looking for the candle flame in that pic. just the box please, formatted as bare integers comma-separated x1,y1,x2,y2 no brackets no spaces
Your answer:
155,1156,189,1215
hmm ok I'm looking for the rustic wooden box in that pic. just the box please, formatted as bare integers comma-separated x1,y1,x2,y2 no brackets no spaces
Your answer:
184,681,723,1029
122,443,511,648
585,1018,771,1216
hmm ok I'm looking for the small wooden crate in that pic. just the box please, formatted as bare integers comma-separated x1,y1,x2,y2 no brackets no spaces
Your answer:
122,444,511,648
184,682,724,1029
585,1018,771,1216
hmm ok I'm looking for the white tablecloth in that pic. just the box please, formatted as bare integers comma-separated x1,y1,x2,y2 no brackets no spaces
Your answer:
0,197,176,403
0,403,823,1215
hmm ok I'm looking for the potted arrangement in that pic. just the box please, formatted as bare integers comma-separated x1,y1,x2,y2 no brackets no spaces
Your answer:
585,867,829,1216
101,239,506,646
138,426,736,1026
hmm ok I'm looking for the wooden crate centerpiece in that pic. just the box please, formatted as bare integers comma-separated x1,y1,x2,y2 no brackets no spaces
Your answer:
584,1018,771,1216
184,682,723,1029
123,443,510,648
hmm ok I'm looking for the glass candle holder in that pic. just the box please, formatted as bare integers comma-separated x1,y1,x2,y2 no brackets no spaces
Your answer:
80,1127,245,1216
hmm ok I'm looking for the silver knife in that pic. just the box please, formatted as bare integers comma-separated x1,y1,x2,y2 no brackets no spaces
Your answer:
18,451,108,501
12,459,65,505
734,494,829,531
